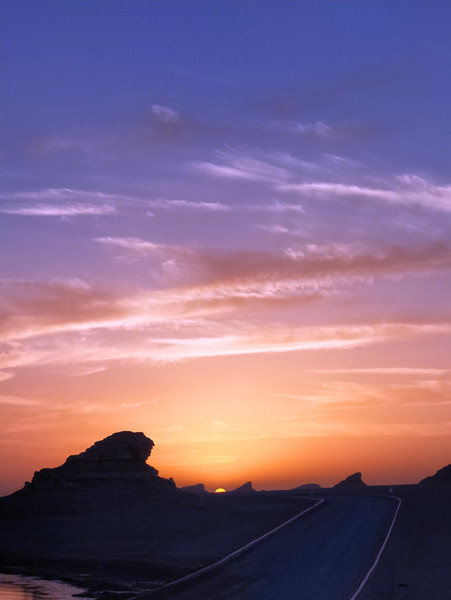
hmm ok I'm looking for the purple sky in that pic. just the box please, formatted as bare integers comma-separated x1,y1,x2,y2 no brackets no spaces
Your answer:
1,1,451,493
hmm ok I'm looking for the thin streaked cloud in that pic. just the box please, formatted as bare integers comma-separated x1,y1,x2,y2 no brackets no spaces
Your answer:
192,153,293,185
0,371,14,382
1,203,116,217
93,236,451,291
1,188,131,217
3,237,451,347
150,199,231,211
191,149,451,214
0,395,43,407
313,367,450,376
1,312,451,371
4,188,132,203
280,176,451,213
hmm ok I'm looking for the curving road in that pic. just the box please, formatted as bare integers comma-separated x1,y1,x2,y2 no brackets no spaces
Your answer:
149,495,397,600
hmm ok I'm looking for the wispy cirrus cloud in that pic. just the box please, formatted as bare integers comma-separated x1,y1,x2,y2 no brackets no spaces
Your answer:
192,152,293,185
270,119,346,140
149,198,231,212
93,237,202,282
0,278,127,343
1,186,306,218
279,175,451,212
95,236,451,293
191,148,368,184
1,235,451,373
4,188,129,203
190,149,332,185
0,371,15,382
192,149,451,214
138,322,451,363
2,317,451,373
0,395,43,406
148,197,304,214
0,188,131,217
1,203,116,217
313,367,450,377
255,224,306,236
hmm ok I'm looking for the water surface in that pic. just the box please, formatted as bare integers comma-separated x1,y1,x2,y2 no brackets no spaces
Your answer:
0,573,86,600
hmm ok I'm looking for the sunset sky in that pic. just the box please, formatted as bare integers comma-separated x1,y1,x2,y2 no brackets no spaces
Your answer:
1,1,451,495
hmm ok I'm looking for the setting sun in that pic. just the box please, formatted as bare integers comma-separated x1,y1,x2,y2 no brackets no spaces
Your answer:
1,3,450,599
1,0,451,501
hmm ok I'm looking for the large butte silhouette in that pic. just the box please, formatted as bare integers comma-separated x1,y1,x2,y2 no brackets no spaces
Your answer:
0,431,195,517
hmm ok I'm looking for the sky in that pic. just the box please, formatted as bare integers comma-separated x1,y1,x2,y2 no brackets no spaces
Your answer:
1,1,451,495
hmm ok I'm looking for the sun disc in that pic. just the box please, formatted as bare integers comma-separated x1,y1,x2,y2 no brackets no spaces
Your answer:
214,488,226,493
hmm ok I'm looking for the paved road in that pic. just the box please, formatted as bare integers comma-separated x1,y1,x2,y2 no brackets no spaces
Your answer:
150,495,396,600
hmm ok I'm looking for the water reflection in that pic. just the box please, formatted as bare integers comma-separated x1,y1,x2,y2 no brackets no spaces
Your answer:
0,582,34,600
0,573,86,600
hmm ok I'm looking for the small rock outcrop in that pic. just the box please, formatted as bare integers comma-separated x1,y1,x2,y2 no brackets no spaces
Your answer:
0,432,195,517
294,483,322,490
180,483,208,495
419,464,451,487
334,472,367,490
228,481,256,495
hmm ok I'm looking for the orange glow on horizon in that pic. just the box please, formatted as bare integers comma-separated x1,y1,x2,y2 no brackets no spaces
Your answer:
2,1,451,508
1,353,451,497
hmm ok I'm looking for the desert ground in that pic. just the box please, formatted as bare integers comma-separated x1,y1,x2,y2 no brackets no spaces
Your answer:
0,493,314,597
1,432,449,599
1,485,450,599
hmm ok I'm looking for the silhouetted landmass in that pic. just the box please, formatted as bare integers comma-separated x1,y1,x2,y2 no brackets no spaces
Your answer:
0,431,193,517
293,483,322,490
227,481,257,495
0,432,314,597
419,463,451,487
333,472,367,490
0,437,450,600
180,483,208,495
357,483,451,600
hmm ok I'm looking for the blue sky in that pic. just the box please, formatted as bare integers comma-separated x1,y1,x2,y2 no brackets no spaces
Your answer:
4,1,451,180
1,1,451,492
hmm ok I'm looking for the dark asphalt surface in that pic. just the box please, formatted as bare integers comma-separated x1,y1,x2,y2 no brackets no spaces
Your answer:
150,495,397,600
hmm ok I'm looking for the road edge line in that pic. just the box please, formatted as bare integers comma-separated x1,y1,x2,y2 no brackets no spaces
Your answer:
130,496,324,598
348,495,402,600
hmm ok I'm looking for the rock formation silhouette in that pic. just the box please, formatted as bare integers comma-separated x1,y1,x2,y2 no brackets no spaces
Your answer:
419,463,451,486
228,481,256,495
180,483,208,495
333,472,367,490
30,431,159,490
0,431,193,517
294,483,322,490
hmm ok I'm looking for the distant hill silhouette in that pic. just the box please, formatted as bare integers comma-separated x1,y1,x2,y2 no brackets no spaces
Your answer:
419,463,451,487
180,483,208,495
228,481,257,495
0,431,195,517
334,472,367,490
293,483,322,490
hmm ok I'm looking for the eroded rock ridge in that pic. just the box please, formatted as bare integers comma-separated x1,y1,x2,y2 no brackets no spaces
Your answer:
0,431,191,517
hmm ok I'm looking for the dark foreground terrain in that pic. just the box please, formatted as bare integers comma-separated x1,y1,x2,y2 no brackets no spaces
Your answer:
0,493,314,598
1,485,450,599
1,433,449,599
357,484,451,600
148,493,396,600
